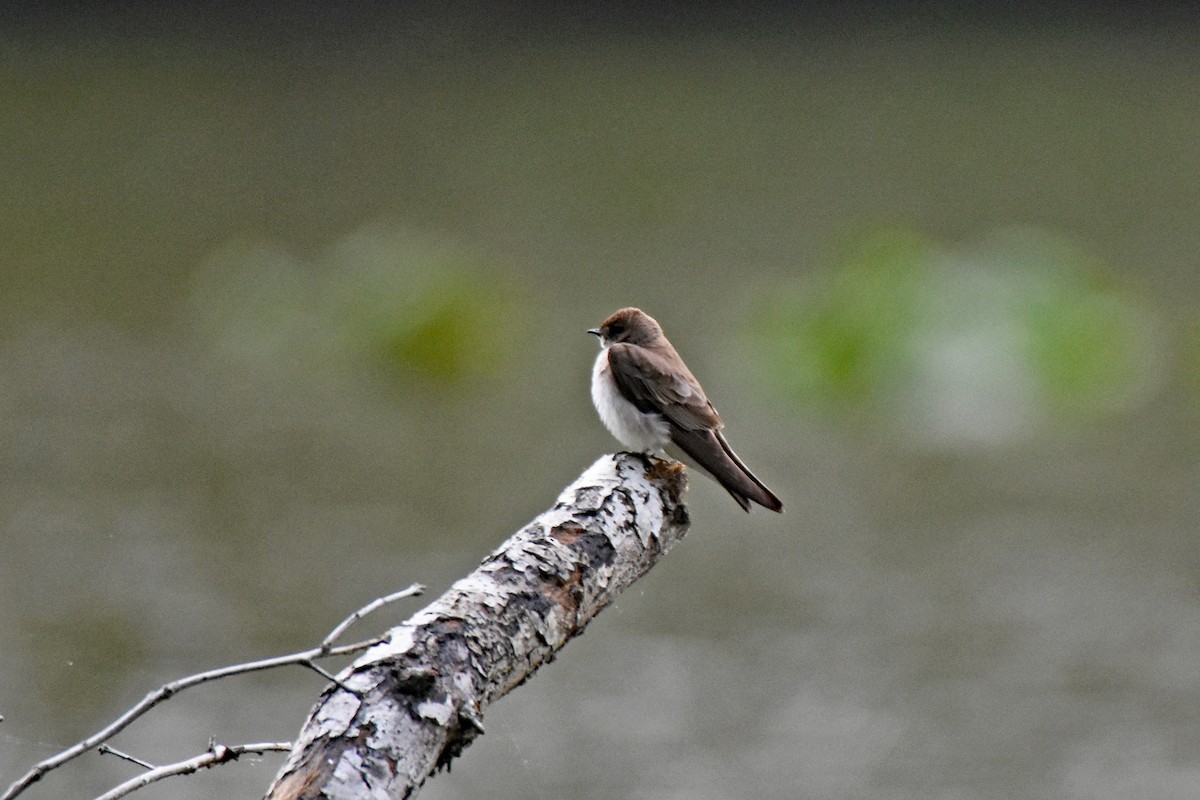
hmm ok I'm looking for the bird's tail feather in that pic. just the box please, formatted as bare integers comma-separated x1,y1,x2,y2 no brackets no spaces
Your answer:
669,428,783,513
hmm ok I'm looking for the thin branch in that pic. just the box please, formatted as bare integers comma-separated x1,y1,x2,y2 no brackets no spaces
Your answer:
96,746,154,771
1,584,424,800
93,741,291,800
320,585,425,651
299,661,357,694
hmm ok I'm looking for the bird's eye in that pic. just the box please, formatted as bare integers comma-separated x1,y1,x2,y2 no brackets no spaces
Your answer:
608,323,625,338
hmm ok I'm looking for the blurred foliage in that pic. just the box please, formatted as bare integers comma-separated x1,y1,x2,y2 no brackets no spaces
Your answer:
756,227,931,408
756,226,1166,447
368,280,506,384
1185,318,1200,398
1022,253,1162,419
187,224,521,391
325,226,517,387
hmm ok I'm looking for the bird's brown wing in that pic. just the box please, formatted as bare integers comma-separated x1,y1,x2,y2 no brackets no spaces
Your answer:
608,343,783,513
606,343,722,431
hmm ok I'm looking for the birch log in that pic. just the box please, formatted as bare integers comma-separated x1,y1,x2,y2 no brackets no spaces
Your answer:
264,453,690,800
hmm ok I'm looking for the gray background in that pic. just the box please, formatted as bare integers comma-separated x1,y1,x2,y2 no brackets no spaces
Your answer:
2,5,1199,799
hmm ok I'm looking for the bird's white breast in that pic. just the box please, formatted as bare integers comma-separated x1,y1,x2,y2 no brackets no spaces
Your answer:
591,348,671,452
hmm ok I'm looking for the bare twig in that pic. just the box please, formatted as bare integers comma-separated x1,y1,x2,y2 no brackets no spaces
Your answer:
96,746,154,771
93,741,291,800
299,661,357,694
320,586,424,651
1,584,424,800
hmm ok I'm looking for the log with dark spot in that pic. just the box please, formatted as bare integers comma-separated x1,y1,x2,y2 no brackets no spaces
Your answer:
265,453,690,800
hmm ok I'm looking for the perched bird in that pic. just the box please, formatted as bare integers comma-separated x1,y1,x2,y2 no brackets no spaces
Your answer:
589,307,783,513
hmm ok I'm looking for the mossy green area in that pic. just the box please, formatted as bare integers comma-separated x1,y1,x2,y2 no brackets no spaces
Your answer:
756,227,1165,443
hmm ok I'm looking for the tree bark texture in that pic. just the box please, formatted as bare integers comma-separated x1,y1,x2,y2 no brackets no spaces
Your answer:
264,453,690,800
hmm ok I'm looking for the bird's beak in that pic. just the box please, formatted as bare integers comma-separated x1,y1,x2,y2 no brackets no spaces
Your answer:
587,328,601,337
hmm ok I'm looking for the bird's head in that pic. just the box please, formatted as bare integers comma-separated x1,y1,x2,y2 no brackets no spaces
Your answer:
588,307,663,348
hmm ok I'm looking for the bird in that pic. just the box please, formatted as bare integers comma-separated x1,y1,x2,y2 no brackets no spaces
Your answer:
588,307,783,513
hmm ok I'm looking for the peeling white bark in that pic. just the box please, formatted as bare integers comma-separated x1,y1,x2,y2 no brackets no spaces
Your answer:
264,453,690,800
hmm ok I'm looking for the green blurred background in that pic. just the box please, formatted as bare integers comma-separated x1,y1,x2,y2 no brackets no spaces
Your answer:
2,4,1199,799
